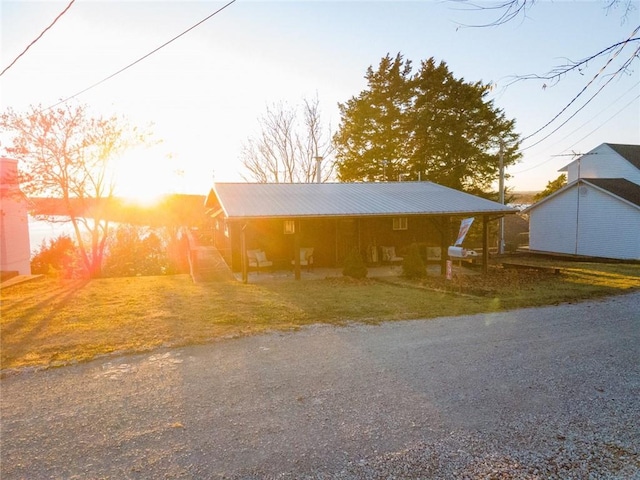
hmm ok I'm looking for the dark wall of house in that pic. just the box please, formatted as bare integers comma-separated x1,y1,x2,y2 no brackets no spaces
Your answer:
219,215,454,272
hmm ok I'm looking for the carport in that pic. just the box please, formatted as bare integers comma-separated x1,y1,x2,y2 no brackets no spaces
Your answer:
205,182,516,282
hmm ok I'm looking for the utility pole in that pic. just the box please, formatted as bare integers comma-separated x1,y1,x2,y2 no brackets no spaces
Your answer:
498,140,505,255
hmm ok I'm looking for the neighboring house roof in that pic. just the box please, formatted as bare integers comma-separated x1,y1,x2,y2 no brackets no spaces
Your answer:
559,143,640,172
206,182,515,220
583,178,640,207
607,143,640,170
524,177,640,213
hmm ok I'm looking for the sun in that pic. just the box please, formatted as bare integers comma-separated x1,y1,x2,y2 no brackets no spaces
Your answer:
114,150,175,206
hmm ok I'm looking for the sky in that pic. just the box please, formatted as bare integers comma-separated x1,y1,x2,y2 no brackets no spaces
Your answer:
1,0,639,200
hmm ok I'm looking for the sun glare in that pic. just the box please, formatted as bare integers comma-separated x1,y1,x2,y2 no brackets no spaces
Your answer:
114,150,175,207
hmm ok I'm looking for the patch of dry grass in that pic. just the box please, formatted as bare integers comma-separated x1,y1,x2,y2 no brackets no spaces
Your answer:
1,259,638,371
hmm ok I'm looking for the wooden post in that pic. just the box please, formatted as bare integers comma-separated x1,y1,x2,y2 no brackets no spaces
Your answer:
294,220,301,280
482,216,489,274
440,216,450,277
241,224,248,283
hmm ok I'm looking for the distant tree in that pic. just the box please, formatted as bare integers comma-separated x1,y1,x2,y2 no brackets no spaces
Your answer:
1,103,150,277
241,95,336,183
334,54,521,195
533,173,567,202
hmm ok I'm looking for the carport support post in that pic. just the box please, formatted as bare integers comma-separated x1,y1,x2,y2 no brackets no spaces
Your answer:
482,216,489,274
440,217,450,277
294,220,301,280
241,224,248,284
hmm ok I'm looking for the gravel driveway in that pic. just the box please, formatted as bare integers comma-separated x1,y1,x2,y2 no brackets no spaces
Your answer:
2,292,639,479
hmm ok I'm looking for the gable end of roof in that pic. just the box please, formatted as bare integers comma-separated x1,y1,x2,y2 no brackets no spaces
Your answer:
604,143,640,170
582,178,640,208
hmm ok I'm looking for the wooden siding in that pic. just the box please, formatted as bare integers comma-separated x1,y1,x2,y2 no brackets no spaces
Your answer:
220,216,454,271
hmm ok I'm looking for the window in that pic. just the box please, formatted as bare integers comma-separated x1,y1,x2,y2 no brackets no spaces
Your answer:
284,220,295,234
393,217,408,230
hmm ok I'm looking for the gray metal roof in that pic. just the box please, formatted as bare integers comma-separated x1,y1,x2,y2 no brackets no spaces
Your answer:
207,182,515,220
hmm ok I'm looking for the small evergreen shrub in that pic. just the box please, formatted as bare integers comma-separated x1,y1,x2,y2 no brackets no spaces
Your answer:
402,242,427,279
342,248,367,279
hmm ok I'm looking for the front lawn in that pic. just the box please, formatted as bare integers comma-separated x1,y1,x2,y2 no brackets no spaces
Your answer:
2,259,639,371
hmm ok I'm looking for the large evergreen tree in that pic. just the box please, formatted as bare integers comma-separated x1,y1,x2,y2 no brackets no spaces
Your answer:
334,53,521,195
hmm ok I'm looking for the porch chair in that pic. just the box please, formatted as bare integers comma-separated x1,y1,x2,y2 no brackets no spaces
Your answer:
291,247,314,272
246,249,273,274
380,246,403,264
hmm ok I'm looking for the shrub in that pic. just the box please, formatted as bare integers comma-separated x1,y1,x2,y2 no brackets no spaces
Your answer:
342,248,367,279
102,225,169,277
30,234,80,278
402,242,427,279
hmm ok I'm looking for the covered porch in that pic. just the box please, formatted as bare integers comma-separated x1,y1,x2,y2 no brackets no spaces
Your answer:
205,182,515,283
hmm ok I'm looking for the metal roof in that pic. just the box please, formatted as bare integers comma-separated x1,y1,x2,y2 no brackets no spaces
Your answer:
207,182,515,220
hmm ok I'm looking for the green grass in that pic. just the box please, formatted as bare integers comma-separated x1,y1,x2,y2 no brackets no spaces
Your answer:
2,259,639,371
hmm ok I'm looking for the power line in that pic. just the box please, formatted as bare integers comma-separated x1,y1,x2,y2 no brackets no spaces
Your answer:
46,0,237,110
520,25,640,145
1,0,76,77
519,47,640,152
540,81,640,149
511,93,639,174
561,92,640,150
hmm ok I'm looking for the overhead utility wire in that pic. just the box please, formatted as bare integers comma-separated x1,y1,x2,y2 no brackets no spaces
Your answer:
512,91,640,174
519,47,640,152
47,0,237,110
546,81,640,148
520,25,640,145
1,0,76,77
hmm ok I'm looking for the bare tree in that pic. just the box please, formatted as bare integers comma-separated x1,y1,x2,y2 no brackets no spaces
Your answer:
456,0,639,86
1,103,150,277
241,96,335,183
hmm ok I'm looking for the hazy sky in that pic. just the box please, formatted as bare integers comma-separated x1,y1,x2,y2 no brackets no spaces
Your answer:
1,0,639,198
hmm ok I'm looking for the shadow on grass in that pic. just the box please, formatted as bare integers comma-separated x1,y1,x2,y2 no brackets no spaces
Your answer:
1,280,90,363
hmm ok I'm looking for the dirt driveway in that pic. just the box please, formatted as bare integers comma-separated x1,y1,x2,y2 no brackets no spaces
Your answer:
2,292,639,479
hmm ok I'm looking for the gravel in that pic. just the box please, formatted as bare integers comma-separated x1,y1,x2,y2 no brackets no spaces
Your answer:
1,292,639,479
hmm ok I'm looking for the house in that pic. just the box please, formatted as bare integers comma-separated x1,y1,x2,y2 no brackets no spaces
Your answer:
204,181,516,281
525,143,640,260
1,157,32,276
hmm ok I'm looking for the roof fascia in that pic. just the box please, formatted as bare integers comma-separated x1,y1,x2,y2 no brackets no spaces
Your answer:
223,209,517,222
523,179,581,213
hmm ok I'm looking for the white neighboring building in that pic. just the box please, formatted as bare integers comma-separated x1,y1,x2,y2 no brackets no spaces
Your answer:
561,143,640,185
1,157,32,275
525,143,640,261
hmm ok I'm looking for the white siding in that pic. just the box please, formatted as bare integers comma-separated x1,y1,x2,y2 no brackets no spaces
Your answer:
565,144,640,185
529,187,579,255
575,185,640,259
1,158,32,275
529,182,640,260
